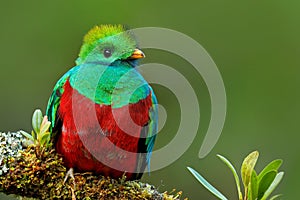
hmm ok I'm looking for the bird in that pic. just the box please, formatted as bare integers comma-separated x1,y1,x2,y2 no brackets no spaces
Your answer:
46,24,158,180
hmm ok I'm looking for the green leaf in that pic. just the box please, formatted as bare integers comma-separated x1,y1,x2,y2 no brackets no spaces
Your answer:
258,159,282,182
19,130,34,141
187,167,228,200
269,194,282,200
248,183,253,200
241,151,259,190
40,132,50,147
258,170,277,199
260,172,284,200
217,154,243,200
32,109,43,134
40,120,51,135
250,170,258,200
31,130,37,141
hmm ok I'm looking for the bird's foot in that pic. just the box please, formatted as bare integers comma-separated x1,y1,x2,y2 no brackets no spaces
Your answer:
64,168,76,187
64,168,76,199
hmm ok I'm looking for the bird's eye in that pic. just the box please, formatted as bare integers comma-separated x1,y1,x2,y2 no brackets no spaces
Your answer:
103,48,112,58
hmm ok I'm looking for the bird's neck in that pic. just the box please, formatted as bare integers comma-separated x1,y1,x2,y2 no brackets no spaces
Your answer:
69,63,150,108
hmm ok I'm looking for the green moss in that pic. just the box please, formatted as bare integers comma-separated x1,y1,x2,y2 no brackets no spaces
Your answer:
0,145,185,200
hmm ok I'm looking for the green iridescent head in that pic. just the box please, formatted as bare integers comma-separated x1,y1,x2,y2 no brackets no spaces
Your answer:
76,24,144,65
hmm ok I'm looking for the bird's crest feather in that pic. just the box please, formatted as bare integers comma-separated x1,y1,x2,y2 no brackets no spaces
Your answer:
79,24,126,60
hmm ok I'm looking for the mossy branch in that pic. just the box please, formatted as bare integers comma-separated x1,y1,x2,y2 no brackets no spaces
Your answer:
0,109,185,199
0,143,182,200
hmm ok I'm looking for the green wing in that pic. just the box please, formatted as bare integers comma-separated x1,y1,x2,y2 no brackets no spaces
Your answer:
46,67,78,133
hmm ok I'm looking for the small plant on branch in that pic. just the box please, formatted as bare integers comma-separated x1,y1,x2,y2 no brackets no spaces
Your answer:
19,109,51,156
187,151,284,200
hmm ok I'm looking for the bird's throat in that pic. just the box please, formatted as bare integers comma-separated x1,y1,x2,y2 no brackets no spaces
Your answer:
69,63,150,108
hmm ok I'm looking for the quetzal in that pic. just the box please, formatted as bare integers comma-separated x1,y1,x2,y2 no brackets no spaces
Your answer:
46,25,158,180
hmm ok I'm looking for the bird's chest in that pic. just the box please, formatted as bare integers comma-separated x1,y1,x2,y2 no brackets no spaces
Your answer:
59,79,151,135
56,80,152,171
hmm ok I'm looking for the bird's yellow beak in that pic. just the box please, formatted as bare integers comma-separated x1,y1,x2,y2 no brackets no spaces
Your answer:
129,49,145,59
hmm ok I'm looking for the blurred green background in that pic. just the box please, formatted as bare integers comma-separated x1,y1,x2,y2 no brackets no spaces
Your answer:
0,0,299,199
